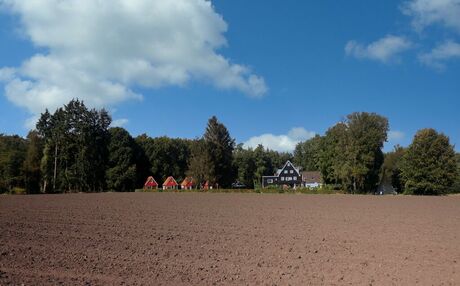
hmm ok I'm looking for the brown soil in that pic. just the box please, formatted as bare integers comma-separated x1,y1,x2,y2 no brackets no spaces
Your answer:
1,193,459,285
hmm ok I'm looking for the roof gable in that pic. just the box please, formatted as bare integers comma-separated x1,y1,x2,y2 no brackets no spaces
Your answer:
163,176,178,187
277,160,301,177
144,176,158,187
181,177,194,187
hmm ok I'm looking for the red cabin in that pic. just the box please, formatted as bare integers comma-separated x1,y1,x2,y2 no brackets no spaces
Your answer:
144,176,158,190
181,177,194,190
163,176,178,190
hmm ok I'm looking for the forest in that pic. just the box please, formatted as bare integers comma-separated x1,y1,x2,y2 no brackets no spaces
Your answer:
0,99,459,195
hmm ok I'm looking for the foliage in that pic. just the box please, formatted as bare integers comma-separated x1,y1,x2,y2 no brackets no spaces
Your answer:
2,100,457,197
106,127,137,192
318,112,389,193
187,139,214,187
451,153,460,194
381,145,405,193
232,144,293,189
401,129,457,195
293,135,322,171
135,135,191,184
203,116,236,187
0,134,27,193
233,144,256,188
36,99,111,193
23,131,44,194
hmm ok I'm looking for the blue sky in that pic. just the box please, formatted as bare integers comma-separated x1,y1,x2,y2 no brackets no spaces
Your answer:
0,0,459,152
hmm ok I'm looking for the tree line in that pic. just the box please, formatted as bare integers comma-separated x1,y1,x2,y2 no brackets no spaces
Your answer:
0,99,458,195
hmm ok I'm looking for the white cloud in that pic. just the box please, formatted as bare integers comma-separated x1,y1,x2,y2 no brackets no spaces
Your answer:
244,127,316,153
388,130,405,141
402,0,460,33
419,40,460,69
0,0,267,117
111,118,129,128
345,35,412,63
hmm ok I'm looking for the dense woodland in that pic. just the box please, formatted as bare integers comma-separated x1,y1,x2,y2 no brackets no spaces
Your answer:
0,99,459,195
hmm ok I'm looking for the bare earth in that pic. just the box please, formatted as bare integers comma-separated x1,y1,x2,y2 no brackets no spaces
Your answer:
1,193,459,285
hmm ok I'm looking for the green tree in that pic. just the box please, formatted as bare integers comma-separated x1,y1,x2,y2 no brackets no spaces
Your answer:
187,139,214,187
294,135,322,171
381,145,405,193
37,99,111,192
203,116,235,187
233,144,256,188
106,127,137,192
133,134,153,188
23,131,44,194
401,129,457,195
318,112,388,193
318,122,350,186
135,135,191,183
0,134,27,193
451,153,460,193
347,112,388,193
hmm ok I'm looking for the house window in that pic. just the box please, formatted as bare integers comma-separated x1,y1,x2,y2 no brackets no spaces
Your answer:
281,177,285,181
284,170,288,174
293,176,297,180
290,170,293,174
267,179,273,183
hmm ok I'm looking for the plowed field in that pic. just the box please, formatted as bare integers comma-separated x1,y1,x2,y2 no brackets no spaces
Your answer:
1,193,459,285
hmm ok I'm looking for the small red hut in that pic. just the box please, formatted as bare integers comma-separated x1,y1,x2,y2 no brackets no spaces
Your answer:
163,176,178,190
180,177,194,190
144,176,158,190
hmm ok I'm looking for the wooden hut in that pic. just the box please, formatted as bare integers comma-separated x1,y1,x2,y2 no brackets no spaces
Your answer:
202,181,213,190
180,177,194,190
162,176,178,190
144,176,158,190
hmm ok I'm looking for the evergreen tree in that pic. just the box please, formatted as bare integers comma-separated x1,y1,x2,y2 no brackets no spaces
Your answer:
187,139,214,187
135,135,191,182
401,129,457,195
233,144,256,188
23,131,44,194
106,127,137,192
203,116,235,187
36,99,111,192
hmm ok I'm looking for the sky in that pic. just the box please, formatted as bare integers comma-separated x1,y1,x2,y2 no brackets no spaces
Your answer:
0,0,459,153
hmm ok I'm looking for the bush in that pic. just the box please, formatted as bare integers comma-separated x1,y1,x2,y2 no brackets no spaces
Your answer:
9,187,26,195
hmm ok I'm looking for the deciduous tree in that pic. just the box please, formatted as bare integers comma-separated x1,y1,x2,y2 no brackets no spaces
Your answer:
401,129,457,195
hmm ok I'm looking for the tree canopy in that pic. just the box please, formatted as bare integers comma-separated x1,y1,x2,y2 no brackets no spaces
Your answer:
401,129,457,195
0,100,457,196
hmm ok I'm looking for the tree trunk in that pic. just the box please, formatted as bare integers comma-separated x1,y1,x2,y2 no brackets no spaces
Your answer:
53,143,58,191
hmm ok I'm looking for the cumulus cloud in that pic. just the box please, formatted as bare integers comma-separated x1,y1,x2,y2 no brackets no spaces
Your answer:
243,127,316,153
345,35,412,63
419,40,460,69
388,130,405,141
0,0,267,117
111,118,129,128
402,0,460,33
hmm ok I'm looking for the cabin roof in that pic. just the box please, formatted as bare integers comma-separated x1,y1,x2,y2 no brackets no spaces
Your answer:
144,176,158,187
163,176,178,187
181,177,194,187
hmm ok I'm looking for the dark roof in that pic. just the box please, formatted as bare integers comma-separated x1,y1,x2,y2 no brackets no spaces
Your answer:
301,171,322,184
